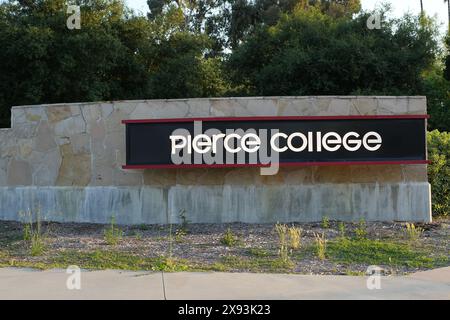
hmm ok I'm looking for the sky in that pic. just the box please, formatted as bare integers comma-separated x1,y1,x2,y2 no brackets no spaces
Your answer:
126,0,449,35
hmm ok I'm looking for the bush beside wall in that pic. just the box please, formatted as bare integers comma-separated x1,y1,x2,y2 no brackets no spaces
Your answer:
428,130,450,216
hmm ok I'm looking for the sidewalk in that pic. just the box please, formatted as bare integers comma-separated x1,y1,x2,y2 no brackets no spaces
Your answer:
0,267,448,300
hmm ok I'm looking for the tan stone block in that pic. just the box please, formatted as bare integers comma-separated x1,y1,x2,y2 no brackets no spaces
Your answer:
71,133,90,154
100,103,114,118
243,99,278,116
350,164,405,183
408,97,427,114
12,123,37,139
129,102,152,120
210,99,239,117
258,169,286,185
313,165,352,183
90,166,114,186
377,97,408,115
81,104,102,122
350,165,380,183
283,167,314,184
18,139,33,158
187,99,211,117
47,106,72,123
90,120,106,143
25,109,43,122
278,98,316,116
143,169,177,186
148,100,189,118
176,168,227,185
113,101,137,114
0,158,7,186
113,170,143,186
32,149,61,185
325,98,351,115
105,109,129,133
0,143,17,158
224,168,259,185
315,97,333,113
56,144,91,186
402,164,428,182
351,97,377,115
375,164,404,183
54,115,86,136
7,159,32,186
34,121,56,152
70,105,81,116
11,108,26,125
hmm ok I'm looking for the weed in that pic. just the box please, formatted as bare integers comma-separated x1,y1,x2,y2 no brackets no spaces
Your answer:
322,216,330,229
23,224,31,241
136,224,151,231
275,223,290,263
314,232,327,260
133,230,143,241
355,218,367,239
288,225,302,250
221,228,238,246
103,216,123,245
168,222,174,258
404,223,424,242
175,228,187,242
20,209,46,256
178,209,190,233
30,233,45,256
338,222,346,238
247,248,270,257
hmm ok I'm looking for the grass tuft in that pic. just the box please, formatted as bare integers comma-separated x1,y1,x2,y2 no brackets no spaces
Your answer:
220,228,238,246
404,223,424,242
104,216,123,245
326,238,447,268
314,232,327,260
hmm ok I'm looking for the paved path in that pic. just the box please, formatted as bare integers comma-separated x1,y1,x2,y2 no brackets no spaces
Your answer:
0,267,448,300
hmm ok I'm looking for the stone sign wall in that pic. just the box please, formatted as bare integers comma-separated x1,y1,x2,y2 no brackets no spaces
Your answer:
0,97,431,224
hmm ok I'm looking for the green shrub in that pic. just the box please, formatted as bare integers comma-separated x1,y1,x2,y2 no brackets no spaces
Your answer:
104,216,123,245
321,216,330,229
274,223,290,263
220,228,238,247
354,219,367,239
427,130,450,216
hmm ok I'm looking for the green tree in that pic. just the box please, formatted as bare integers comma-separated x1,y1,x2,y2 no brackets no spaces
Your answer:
444,34,450,81
422,65,450,131
227,8,438,96
0,0,150,127
0,0,227,127
428,130,450,216
147,0,361,54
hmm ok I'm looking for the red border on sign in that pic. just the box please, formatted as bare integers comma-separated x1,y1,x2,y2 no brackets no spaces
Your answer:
122,160,429,170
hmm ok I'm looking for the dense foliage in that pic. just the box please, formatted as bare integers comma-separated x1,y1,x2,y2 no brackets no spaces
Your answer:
428,130,450,216
0,0,226,127
227,8,438,96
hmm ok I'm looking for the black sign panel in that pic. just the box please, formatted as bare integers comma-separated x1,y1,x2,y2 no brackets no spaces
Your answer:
123,116,427,168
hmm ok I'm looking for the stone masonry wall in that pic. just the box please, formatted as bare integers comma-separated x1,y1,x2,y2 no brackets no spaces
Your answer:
0,97,431,224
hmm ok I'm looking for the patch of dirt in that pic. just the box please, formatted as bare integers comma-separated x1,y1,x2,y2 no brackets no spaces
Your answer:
0,218,448,275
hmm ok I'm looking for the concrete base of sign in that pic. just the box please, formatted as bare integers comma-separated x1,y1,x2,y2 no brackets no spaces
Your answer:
0,183,432,224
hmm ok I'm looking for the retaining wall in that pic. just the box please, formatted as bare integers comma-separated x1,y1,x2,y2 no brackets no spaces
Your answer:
0,97,432,223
